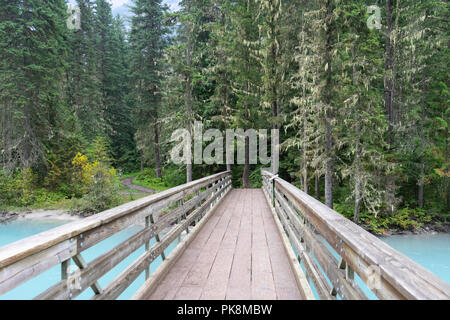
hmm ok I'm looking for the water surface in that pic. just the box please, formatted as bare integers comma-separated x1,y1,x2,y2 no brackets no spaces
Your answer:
381,233,450,285
0,218,178,300
298,233,450,299
1,219,449,300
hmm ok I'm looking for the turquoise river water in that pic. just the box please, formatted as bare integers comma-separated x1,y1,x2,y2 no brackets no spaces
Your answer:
0,219,449,299
0,218,178,300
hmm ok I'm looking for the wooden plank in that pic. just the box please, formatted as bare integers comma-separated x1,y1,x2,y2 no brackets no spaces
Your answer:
149,199,229,300
0,172,230,298
251,190,277,300
144,188,302,301
274,195,333,299
226,191,252,300
92,250,152,300
0,171,230,270
131,185,232,300
34,226,155,300
274,188,366,300
200,190,241,300
175,189,234,292
78,191,184,253
72,254,102,295
262,187,315,300
273,176,450,300
259,195,302,300
61,260,70,281
156,177,231,233
0,239,76,296
81,177,231,255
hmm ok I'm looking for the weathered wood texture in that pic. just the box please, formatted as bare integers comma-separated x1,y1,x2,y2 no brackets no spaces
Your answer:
131,183,231,300
144,189,304,300
0,172,231,299
261,169,450,300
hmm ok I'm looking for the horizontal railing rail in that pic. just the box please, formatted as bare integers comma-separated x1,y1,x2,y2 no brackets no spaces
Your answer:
0,171,232,300
261,169,450,300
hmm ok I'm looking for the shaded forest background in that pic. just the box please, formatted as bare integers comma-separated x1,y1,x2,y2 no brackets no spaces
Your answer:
0,0,448,234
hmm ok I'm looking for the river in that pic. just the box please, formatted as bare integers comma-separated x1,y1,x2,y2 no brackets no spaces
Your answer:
0,219,449,299
0,218,178,300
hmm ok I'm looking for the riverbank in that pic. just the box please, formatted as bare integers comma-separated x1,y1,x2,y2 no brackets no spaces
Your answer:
3,210,448,239
0,209,82,224
0,177,153,224
360,221,450,236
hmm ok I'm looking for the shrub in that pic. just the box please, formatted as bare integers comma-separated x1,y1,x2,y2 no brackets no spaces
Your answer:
133,167,184,191
71,164,120,215
359,212,390,235
0,168,36,207
389,208,423,231
71,153,98,197
334,202,354,220
162,168,185,188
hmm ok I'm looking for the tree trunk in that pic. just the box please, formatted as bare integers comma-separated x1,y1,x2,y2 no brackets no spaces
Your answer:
324,0,334,209
354,124,362,223
418,159,424,208
304,165,308,194
418,69,427,208
385,0,394,145
300,115,308,194
185,0,192,183
384,0,397,216
315,174,320,200
154,119,162,178
271,19,279,130
354,182,361,224
243,78,250,188
352,46,361,224
243,135,250,188
324,134,333,209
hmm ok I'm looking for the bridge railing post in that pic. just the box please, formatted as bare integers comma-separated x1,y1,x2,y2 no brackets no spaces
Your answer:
0,171,232,300
260,172,450,300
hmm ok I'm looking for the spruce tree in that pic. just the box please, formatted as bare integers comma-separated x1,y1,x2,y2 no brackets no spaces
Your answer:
130,0,168,178
0,0,69,172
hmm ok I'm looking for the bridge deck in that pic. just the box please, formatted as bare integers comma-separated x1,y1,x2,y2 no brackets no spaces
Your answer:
147,189,303,300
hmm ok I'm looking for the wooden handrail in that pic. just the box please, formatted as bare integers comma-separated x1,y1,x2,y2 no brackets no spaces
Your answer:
0,171,232,299
261,169,450,300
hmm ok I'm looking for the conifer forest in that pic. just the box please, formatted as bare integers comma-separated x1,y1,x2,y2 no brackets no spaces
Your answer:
0,0,449,234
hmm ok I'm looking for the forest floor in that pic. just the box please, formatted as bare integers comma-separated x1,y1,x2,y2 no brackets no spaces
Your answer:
120,177,155,194
0,177,154,222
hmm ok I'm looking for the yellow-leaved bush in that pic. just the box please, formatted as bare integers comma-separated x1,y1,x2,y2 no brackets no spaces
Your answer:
71,153,99,197
70,153,120,215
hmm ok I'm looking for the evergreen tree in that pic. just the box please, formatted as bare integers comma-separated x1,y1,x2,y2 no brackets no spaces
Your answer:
130,0,169,178
67,0,105,140
96,1,137,171
0,0,69,173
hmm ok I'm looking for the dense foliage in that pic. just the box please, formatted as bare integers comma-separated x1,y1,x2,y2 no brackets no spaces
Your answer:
0,0,448,232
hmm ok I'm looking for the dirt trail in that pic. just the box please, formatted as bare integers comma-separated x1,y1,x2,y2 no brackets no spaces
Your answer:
121,177,155,194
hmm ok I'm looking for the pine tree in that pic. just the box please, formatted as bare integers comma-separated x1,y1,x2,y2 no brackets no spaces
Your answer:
289,0,338,208
66,0,105,140
0,0,69,172
336,0,387,222
130,0,168,178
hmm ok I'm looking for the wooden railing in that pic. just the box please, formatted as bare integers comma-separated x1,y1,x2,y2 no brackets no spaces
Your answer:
0,171,232,300
261,169,450,300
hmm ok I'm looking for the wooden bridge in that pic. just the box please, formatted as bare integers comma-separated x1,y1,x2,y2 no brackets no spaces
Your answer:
1,170,450,300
